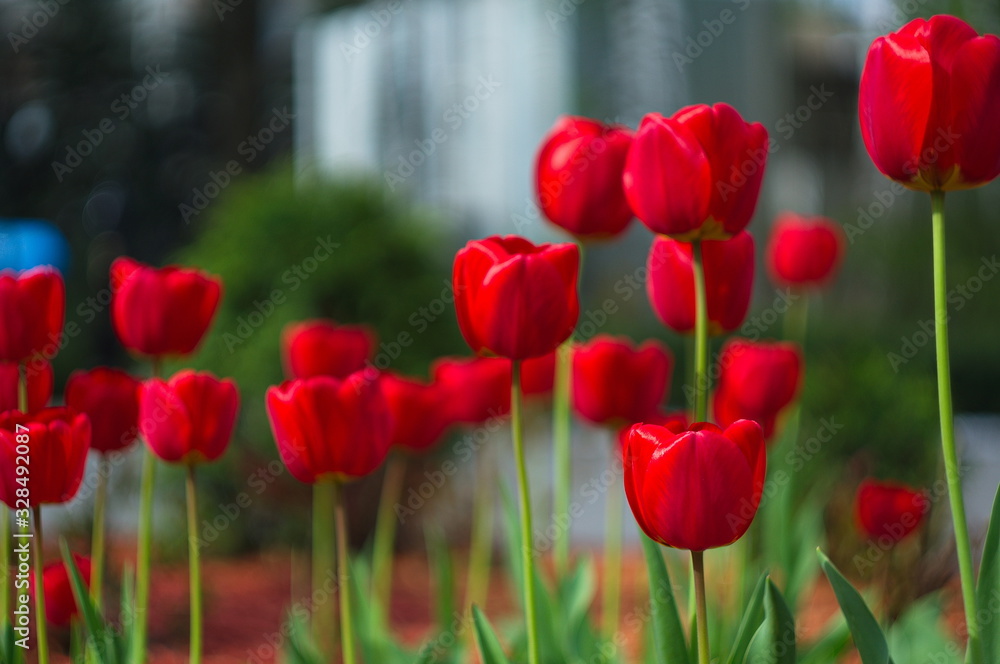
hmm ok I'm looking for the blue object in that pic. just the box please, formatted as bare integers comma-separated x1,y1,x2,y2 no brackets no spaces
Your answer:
0,219,69,273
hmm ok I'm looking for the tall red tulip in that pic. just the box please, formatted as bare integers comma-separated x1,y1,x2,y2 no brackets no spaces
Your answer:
431,356,510,424
535,116,634,239
572,336,673,427
0,408,90,506
281,319,376,380
0,360,53,413
0,267,64,362
139,371,239,465
766,213,845,289
382,373,452,453
65,367,141,454
623,104,769,240
453,236,579,360
859,15,1000,191
647,231,754,335
31,554,91,627
266,371,393,483
712,339,802,439
623,420,766,551
855,479,928,544
111,257,222,358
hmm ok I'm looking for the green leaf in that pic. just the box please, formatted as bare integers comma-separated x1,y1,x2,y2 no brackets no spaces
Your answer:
283,611,325,664
726,573,767,664
745,578,796,664
640,534,689,664
426,526,456,636
977,482,1000,664
817,549,892,664
473,605,512,664
59,539,119,664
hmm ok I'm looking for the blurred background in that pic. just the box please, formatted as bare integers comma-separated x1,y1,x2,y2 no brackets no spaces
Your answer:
2,0,1000,652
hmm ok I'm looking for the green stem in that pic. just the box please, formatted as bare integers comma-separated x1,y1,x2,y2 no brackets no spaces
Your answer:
90,464,108,612
131,449,156,663
601,471,623,639
466,442,495,612
512,361,540,664
691,551,710,664
33,507,49,664
553,340,573,578
371,454,406,627
333,481,356,664
185,466,203,664
313,479,337,658
691,241,709,422
930,190,982,664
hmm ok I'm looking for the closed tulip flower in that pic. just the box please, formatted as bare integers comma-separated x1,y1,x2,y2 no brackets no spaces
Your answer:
0,360,53,413
623,420,766,551
281,319,376,380
431,356,510,423
266,371,393,483
30,554,91,628
0,267,64,362
383,373,452,453
647,232,754,335
139,371,239,465
111,257,222,358
535,116,634,239
859,15,1000,191
66,367,141,454
0,408,90,506
855,479,928,544
623,104,769,240
766,213,845,289
453,236,580,360
573,336,673,427
712,339,802,439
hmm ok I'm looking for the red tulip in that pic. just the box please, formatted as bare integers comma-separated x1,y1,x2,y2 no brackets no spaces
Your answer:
281,319,376,380
859,15,1000,191
0,408,90,507
623,104,769,240
453,236,579,360
766,213,845,289
855,479,928,544
535,116,634,239
30,554,91,627
521,351,557,398
0,267,64,362
383,373,452,453
623,420,766,551
139,371,239,465
712,339,802,439
647,232,754,335
431,356,510,424
572,336,673,427
266,371,393,483
65,367,141,454
110,257,222,358
0,360,53,413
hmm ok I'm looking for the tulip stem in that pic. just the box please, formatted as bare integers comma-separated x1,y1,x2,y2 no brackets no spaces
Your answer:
372,453,406,627
333,481,357,664
33,507,49,664
512,361,540,664
132,359,161,664
691,241,709,422
90,464,108,612
930,190,982,664
185,466,203,664
466,441,495,613
691,550,710,664
601,472,623,640
313,479,337,658
553,339,573,578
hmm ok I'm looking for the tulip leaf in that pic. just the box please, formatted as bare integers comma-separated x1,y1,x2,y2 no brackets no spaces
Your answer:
745,578,796,664
977,482,1000,664
59,538,123,664
817,549,893,664
640,534,690,664
473,605,513,664
725,572,767,664
282,612,325,664
2,623,24,664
